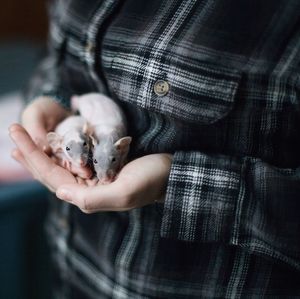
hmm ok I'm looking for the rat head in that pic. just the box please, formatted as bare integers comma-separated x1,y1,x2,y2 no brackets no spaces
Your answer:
93,136,132,183
47,124,92,166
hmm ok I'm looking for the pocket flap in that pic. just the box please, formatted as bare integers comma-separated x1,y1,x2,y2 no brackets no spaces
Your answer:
109,56,242,124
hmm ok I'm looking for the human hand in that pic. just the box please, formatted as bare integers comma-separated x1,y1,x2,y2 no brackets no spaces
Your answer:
55,153,173,213
9,124,77,192
21,96,70,153
9,124,173,211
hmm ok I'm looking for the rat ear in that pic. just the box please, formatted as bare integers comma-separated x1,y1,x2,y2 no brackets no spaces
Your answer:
114,136,132,153
47,132,63,153
71,95,79,111
82,122,94,136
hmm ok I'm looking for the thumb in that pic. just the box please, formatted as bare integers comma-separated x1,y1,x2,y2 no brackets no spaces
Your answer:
56,183,122,212
56,184,96,212
56,185,81,202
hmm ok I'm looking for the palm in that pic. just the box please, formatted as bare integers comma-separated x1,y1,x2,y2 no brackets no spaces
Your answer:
10,123,172,212
113,154,172,206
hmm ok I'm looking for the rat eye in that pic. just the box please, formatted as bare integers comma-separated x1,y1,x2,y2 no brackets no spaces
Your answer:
83,142,87,147
66,147,70,151
111,157,116,162
93,159,98,164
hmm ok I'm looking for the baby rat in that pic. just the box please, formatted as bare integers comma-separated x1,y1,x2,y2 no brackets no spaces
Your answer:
47,115,93,179
71,93,132,184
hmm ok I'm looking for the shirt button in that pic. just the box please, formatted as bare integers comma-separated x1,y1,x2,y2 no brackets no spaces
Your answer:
154,80,170,96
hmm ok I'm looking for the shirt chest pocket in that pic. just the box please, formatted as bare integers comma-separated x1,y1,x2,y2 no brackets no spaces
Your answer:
105,52,242,125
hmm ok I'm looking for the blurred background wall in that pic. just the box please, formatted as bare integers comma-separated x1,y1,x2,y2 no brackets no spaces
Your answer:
0,0,48,94
0,0,48,42
0,1,52,299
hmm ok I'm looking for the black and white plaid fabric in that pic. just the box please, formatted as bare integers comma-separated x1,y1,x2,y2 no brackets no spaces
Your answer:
27,0,300,297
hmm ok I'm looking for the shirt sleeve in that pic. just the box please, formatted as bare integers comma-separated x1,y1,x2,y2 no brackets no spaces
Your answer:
25,52,72,109
160,150,300,270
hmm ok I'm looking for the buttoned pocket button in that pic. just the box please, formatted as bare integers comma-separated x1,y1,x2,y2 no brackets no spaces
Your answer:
154,80,170,96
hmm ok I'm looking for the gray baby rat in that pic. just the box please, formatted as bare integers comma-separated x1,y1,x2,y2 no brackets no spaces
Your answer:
92,133,132,183
47,115,94,179
71,93,132,184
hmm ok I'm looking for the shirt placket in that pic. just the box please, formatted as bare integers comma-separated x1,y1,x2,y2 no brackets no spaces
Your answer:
84,0,122,94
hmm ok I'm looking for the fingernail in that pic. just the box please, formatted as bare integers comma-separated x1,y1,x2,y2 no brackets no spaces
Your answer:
57,188,72,202
9,124,20,132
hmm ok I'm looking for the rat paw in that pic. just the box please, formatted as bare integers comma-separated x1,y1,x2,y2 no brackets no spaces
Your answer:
98,178,114,185
86,177,99,186
76,176,86,185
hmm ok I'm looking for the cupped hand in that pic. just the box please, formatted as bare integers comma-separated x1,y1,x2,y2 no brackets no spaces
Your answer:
9,123,173,212
56,153,173,213
21,96,70,153
9,124,77,192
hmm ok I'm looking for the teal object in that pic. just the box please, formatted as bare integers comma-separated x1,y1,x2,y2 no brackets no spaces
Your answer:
0,181,51,299
0,42,52,299
0,41,44,94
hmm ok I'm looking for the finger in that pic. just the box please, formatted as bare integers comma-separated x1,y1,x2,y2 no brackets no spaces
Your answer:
9,124,45,158
11,148,55,191
11,148,33,174
76,177,86,185
56,183,127,212
9,126,76,189
10,124,51,161
9,123,25,133
21,109,50,151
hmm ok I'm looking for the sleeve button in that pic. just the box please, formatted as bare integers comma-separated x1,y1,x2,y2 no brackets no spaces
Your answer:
154,80,170,96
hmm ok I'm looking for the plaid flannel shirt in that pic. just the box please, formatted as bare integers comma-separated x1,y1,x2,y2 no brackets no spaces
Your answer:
27,0,300,298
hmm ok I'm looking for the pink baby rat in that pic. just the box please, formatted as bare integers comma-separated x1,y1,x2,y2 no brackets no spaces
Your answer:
71,93,132,184
47,115,93,179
